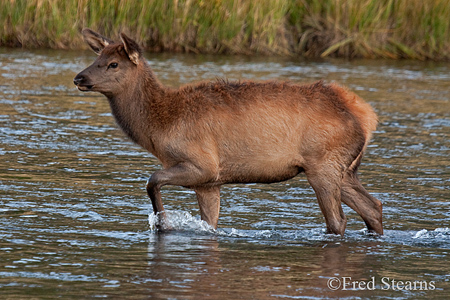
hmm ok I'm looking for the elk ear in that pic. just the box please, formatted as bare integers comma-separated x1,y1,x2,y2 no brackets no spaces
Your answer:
120,33,142,65
82,28,113,55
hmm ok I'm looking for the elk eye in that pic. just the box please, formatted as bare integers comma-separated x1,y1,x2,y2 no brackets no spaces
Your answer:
108,62,118,69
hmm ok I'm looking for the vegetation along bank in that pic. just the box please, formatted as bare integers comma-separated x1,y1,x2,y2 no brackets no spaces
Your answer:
1,0,450,60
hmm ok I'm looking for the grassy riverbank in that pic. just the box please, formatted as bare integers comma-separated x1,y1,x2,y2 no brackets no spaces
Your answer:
1,0,450,60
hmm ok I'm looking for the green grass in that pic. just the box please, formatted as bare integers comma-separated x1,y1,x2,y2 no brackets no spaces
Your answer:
1,0,450,60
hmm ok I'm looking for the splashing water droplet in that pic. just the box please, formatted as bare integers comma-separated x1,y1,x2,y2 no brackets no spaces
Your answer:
148,212,159,232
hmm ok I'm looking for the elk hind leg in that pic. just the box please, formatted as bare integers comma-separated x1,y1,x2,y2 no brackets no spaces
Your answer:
306,170,347,235
341,171,383,234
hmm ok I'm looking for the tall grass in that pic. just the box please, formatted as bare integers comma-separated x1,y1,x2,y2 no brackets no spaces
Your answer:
290,0,450,59
1,0,450,59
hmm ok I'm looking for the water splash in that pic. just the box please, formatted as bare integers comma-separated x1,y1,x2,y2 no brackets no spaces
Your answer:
413,227,450,239
148,210,215,233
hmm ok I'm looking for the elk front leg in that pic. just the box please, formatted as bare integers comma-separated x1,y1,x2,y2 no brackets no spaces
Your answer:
306,169,347,236
146,176,167,230
146,163,217,230
195,186,221,229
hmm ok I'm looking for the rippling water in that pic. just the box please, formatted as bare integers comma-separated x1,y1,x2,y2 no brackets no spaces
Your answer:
0,48,449,299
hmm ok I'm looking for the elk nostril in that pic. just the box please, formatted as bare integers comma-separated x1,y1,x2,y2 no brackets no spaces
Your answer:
73,74,85,86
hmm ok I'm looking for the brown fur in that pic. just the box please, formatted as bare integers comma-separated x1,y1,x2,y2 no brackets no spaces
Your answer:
74,29,383,235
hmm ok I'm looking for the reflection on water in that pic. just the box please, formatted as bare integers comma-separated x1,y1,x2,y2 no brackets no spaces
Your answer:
0,48,449,299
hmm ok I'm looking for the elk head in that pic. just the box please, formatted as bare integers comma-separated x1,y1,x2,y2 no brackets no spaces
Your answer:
73,29,143,97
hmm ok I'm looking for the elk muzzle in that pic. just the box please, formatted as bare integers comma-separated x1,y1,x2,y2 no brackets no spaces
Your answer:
73,73,93,91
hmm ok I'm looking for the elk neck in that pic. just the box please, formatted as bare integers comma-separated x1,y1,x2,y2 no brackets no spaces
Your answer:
106,61,166,155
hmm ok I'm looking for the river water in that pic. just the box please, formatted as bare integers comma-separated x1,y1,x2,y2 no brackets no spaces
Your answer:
0,48,449,299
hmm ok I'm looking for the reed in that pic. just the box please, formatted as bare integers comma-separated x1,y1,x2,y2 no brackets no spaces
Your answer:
1,0,450,60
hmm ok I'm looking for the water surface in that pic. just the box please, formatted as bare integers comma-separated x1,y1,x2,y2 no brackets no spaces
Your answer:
0,49,449,299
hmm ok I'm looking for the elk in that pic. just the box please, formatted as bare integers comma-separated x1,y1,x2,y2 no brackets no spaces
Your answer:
73,29,383,236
